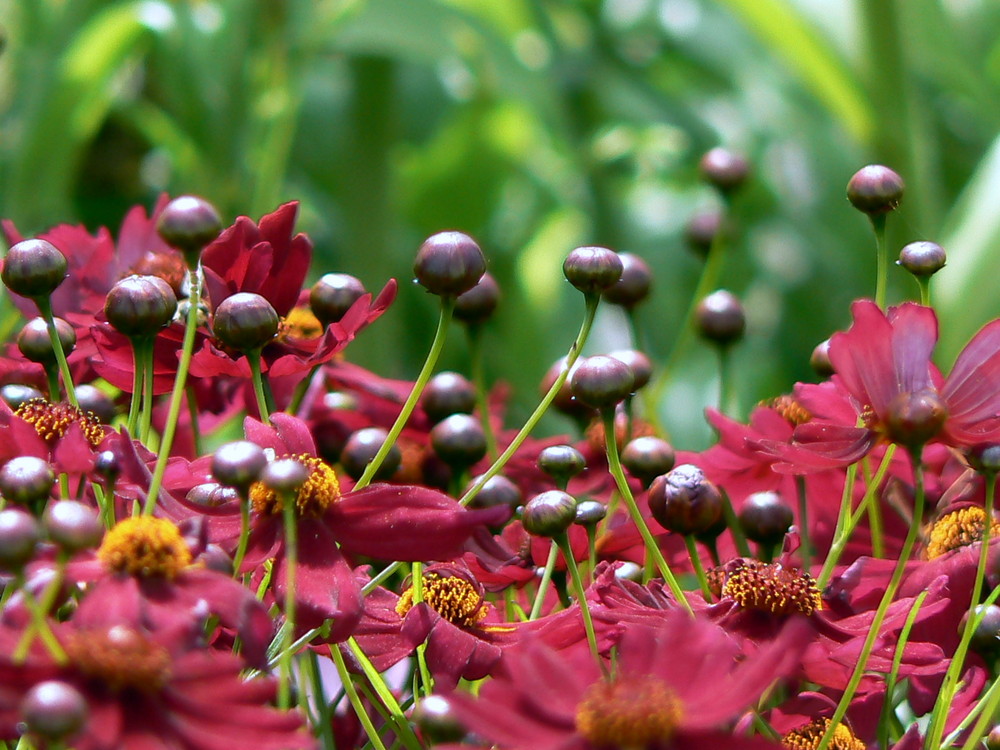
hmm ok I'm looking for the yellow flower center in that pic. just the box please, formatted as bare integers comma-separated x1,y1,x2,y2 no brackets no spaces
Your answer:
720,559,822,616
97,516,192,579
249,454,341,517
15,398,104,447
64,626,172,692
575,675,683,748
925,506,1000,560
764,395,812,426
278,306,324,341
782,718,865,750
396,574,488,628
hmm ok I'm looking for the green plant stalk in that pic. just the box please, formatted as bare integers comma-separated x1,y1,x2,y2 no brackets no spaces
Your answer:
924,472,997,749
879,590,927,749
329,645,389,750
143,267,202,515
871,214,889,309
232,494,252,577
586,525,598,584
36,297,78,407
126,338,146,437
817,452,926,750
141,340,156,444
557,533,602,668
303,652,335,749
13,554,69,663
796,476,813,572
529,541,560,621
917,277,931,307
684,535,713,600
278,496,298,710
247,348,270,425
346,637,423,750
409,560,434,696
43,362,60,405
720,489,752,558
354,297,455,491
602,409,692,614
958,674,1000,750
860,455,885,558
467,326,499,461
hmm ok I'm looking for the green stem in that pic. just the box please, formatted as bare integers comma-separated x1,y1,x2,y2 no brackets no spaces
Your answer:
721,489,752,558
232,494,251,576
126,338,146,437
278,496,298,710
354,298,455,491
529,541,560,621
684,535,713,600
36,298,77,407
141,340,156,444
557,533,603,669
917,277,931,307
346,637,423,750
304,652,335,749
287,364,321,416
879,590,927,749
796,476,813,572
43,363,60,405
467,326,499,461
871,213,889,309
247,349,270,425
329,645,389,750
143,267,202,515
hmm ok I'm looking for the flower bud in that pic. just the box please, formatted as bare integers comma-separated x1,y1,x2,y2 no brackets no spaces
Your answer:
537,445,586,484
17,317,75,364
0,507,40,569
570,355,635,410
2,239,67,299
186,482,240,508
574,498,607,526
104,275,178,338
699,147,749,193
685,209,725,257
695,290,745,345
94,450,120,484
20,681,87,741
431,413,487,469
522,490,577,537
260,458,310,494
413,231,486,297
421,371,476,423
968,444,1000,476
341,427,400,481
75,384,117,425
738,491,793,546
810,338,834,377
563,246,623,294
310,273,366,328
621,436,675,487
156,195,222,263
413,695,466,743
43,500,103,551
885,388,947,448
212,292,279,351
963,604,1000,655
0,456,55,506
609,349,652,390
540,357,588,421
466,473,522,512
602,253,652,309
212,440,267,493
648,464,723,536
614,561,643,581
898,241,946,277
846,165,904,215
0,384,43,410
454,272,500,325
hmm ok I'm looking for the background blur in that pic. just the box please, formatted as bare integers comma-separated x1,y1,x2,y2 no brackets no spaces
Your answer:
3,0,1000,447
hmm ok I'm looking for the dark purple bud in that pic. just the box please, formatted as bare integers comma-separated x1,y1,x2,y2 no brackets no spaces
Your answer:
563,246,623,294
0,507,40,569
537,444,586,483
17,317,75,364
310,273,366,328
699,147,750,193
609,349,652,390
466,473,522,511
156,195,222,263
684,209,726,257
963,604,1000,656
540,357,589,420
810,338,834,377
212,440,267,493
648,464,723,536
570,354,635,410
885,388,947,448
413,231,486,297
20,681,88,740
621,436,675,487
431,413,487,469
898,241,946,277
260,458,310,494
968,444,1000,476
738,491,794,546
43,500,103,551
341,427,400,481
412,695,466,743
93,450,120,483
695,290,745,345
75,384,117,425
602,253,652,309
574,498,607,526
522,490,577,537
846,165,904,215
212,292,279,351
0,384,43,410
2,239,67,299
421,371,477,423
104,275,177,338
198,543,234,575
454,272,500,325
0,456,55,506
186,482,240,508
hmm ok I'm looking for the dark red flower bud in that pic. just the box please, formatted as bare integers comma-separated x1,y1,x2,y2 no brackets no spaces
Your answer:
199,543,234,575
537,444,586,483
466,473,522,512
574,498,607,526
212,440,267,493
570,355,635,409
563,246,623,294
648,464,723,536
885,388,947,447
212,292,279,351
968,444,1000,476
94,450,120,483
810,338,834,377
699,147,749,193
695,290,745,345
186,482,240,508
454,272,500,325
0,456,55,506
522,490,577,537
413,231,486,297
609,349,652,390
105,275,177,338
43,500,103,551
963,604,1000,656
75,384,117,425
621,436,675,487
20,681,87,740
738,491,793,545
421,371,476,423
898,241,946,277
2,239,67,299
0,507,40,569
684,209,726,257
989,726,1000,750
602,253,652,309
341,427,400,481
260,458,310,493
310,273,366,328
413,695,466,743
540,357,588,420
846,165,904,215
17,317,75,364
431,413,487,469
0,384,43,410
156,195,222,262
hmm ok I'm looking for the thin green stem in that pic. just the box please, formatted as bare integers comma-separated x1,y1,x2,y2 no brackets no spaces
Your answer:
329,645,389,750
126,338,146,437
36,298,77,407
354,298,455,491
278,496,298,710
684,535,713,600
247,349,270,425
232,494,251,576
346,637,423,750
879,590,927,749
43,363,60,405
141,340,156,444
529,541,560,621
871,214,889,309
917,277,931,307
795,476,812,572
557,533,603,669
304,652,335,749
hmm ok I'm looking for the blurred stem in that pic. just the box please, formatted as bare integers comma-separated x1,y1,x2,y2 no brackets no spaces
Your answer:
557,533,602,669
141,342,156,445
796,476,812,572
36,298,77,407
329,645,388,750
278,496,298,710
916,277,931,307
879,590,926,749
721,489,752,558
467,326,499,461
247,349,270,425
683,535,713,601
529,541,559,621
871,214,889,309
43,362,60,405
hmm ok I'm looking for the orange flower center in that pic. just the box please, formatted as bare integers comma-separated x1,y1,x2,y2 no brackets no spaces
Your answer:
782,718,865,750
278,306,324,342
395,574,488,628
925,507,1000,560
64,626,171,692
97,516,192,579
719,559,822,616
575,675,683,747
764,395,812,426
15,398,104,447
249,454,341,517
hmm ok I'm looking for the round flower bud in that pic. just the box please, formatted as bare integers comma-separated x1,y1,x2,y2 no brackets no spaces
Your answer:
412,695,466,744
563,246,623,294
212,292,279,351
93,450,120,483
413,231,486,297
2,239,67,299
574,498,607,526
614,561,643,582
738,491,793,546
421,371,477,423
212,440,267,493
988,726,1000,750
968,444,1000,476
341,427,400,481
963,604,1000,655
260,458,310,494
602,253,652,309
310,273,366,328
0,507,40,569
648,464,723,536
522,490,577,537
537,445,586,484
699,147,749,193
43,500,103,551
156,195,222,262
17,317,75,365
454,272,500,325
570,355,635,410
695,290,745,345
810,339,834,377
104,275,178,338
465,473,522,511
0,456,55,506
685,209,725,257
186,482,239,508
0,384,43,410
885,388,947,448
609,349,652,390
75,384,117,425
898,241,946,277
431,413,487,469
846,165,904,215
20,681,87,741
621,436,676,487
199,543,234,575
540,357,588,421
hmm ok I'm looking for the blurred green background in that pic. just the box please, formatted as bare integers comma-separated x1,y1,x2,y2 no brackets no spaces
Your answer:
3,0,1000,448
